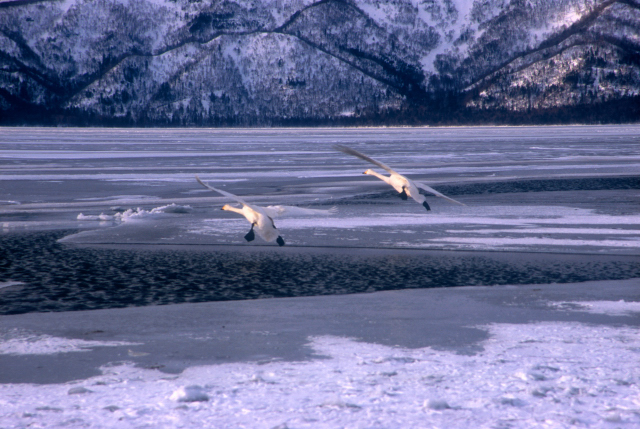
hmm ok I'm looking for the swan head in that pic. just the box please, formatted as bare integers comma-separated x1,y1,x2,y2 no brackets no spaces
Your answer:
221,204,234,211
363,169,375,175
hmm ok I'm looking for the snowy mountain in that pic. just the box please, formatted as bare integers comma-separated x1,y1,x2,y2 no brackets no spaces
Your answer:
0,0,638,126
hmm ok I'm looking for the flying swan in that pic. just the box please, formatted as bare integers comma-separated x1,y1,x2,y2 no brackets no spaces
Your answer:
196,176,337,246
334,145,465,211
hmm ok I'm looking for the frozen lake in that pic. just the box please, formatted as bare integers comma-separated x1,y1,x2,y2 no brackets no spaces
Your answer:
0,126,639,428
1,126,638,312
1,126,639,253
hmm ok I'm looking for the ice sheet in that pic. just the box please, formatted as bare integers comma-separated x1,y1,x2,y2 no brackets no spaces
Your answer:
178,203,640,253
3,126,637,255
0,320,638,428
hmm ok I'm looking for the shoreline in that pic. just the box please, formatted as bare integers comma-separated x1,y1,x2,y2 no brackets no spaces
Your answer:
66,240,640,257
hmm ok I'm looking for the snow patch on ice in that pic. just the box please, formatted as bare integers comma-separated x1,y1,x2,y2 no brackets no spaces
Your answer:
429,236,640,249
75,195,159,202
446,227,640,236
0,331,139,356
551,300,640,316
77,204,192,223
152,203,193,214
77,213,117,221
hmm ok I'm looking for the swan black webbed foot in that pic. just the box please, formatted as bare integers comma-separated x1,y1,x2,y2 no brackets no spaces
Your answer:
244,224,256,242
422,201,431,211
399,188,408,200
276,236,285,246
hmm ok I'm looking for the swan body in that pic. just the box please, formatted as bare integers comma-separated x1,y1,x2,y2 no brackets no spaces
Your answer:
196,176,336,245
335,145,465,210
197,176,284,245
220,203,282,244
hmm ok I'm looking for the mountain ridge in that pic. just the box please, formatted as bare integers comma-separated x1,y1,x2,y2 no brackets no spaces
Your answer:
0,0,638,126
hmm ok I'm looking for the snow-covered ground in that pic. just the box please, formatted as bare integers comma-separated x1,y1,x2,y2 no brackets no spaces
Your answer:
3,322,640,428
1,279,639,428
0,126,639,427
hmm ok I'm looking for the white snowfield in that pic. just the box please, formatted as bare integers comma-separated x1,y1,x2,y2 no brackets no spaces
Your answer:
1,303,639,428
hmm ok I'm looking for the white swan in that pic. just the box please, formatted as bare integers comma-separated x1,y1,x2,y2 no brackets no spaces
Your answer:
196,176,336,246
334,145,465,211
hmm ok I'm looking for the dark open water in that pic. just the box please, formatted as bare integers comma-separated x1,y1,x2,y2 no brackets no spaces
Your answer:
1,230,638,315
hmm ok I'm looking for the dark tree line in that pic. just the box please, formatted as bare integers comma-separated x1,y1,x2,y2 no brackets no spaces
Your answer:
2,91,639,127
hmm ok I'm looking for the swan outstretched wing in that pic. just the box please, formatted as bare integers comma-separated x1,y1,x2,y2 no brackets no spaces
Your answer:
414,181,466,206
196,176,249,206
264,205,338,218
334,145,399,175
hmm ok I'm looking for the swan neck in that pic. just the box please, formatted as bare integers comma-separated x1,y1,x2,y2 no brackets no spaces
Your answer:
223,205,244,215
368,170,390,183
